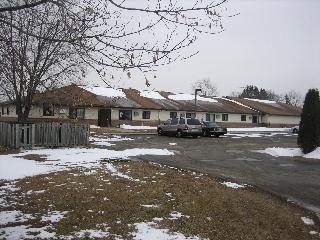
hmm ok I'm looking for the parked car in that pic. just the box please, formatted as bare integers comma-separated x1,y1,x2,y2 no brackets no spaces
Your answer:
157,118,202,138
201,121,227,137
291,125,299,133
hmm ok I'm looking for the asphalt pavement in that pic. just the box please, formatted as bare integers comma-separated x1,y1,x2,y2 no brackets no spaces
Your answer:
107,132,320,218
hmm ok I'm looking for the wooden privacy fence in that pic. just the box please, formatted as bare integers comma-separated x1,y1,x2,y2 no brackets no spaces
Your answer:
0,122,89,148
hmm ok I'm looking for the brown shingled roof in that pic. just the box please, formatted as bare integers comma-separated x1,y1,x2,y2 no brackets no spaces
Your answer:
32,84,102,107
31,85,293,116
230,97,301,116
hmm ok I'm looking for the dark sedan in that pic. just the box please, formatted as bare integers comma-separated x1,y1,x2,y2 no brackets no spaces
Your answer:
201,122,227,137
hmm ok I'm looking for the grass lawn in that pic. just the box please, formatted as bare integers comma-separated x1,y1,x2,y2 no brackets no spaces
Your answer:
1,157,319,239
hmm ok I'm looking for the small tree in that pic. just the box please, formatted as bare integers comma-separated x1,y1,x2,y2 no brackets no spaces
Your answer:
298,89,320,154
192,78,218,96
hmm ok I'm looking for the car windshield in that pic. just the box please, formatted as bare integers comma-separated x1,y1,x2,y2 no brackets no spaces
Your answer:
204,122,219,127
187,119,201,125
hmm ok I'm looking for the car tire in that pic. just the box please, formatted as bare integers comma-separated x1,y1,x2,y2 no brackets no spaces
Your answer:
158,128,163,136
213,134,220,138
176,130,182,138
292,128,298,134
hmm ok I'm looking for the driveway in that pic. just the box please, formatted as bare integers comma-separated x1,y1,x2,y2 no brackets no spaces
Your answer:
110,132,320,217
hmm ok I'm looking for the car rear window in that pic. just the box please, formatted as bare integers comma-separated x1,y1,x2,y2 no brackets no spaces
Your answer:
187,119,201,125
204,122,218,127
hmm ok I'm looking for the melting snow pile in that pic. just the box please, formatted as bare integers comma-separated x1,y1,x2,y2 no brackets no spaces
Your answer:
254,147,320,159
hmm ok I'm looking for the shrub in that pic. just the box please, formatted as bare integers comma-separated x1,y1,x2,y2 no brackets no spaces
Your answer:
297,89,320,154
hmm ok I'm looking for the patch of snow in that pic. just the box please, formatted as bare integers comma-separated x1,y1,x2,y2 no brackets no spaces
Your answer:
228,127,290,132
41,211,68,223
221,181,247,189
139,90,165,100
310,231,319,236
105,163,141,182
120,124,157,130
0,211,34,225
169,211,190,220
169,143,177,146
0,148,174,181
254,147,320,159
140,204,159,208
244,98,277,104
301,217,315,225
304,147,320,159
254,148,302,158
90,125,100,129
71,229,110,239
218,97,255,111
80,86,126,98
132,222,204,240
0,225,55,240
168,93,218,103
226,133,264,138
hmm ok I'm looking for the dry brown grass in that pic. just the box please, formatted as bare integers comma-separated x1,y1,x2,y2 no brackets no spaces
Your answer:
1,160,319,240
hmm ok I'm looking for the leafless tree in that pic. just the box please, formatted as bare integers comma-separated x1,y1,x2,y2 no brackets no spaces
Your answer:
0,0,229,121
192,78,218,96
283,90,303,107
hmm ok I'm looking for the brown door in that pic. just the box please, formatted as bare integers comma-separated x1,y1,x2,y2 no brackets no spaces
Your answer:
98,109,111,127
252,115,258,124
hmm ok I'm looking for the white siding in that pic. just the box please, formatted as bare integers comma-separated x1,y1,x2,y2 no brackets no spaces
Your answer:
262,115,300,125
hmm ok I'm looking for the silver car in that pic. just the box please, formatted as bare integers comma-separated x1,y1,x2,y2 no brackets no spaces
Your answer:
157,118,202,138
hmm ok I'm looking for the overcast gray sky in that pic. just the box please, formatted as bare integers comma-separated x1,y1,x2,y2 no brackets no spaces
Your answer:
95,0,320,96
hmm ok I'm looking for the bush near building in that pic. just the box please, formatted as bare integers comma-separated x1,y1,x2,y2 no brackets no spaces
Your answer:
298,89,320,154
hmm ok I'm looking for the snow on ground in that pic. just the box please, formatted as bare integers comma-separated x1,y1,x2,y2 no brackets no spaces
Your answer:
90,135,133,146
253,147,320,159
140,204,159,208
228,127,290,132
80,86,126,98
41,211,68,223
132,222,204,240
301,217,315,226
139,90,165,100
0,225,55,240
221,182,247,189
0,211,34,225
120,124,157,130
0,147,174,181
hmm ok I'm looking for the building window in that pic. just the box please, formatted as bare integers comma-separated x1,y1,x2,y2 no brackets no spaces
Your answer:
142,111,151,119
119,109,132,120
222,114,228,121
241,115,246,122
170,112,177,118
7,107,9,115
206,113,211,121
1,106,4,115
43,104,54,116
69,107,85,119
186,112,196,118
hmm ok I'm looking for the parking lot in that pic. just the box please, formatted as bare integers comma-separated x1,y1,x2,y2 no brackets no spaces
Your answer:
110,132,320,217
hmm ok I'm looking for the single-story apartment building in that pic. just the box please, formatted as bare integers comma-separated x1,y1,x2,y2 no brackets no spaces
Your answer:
0,84,301,127
229,97,302,127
